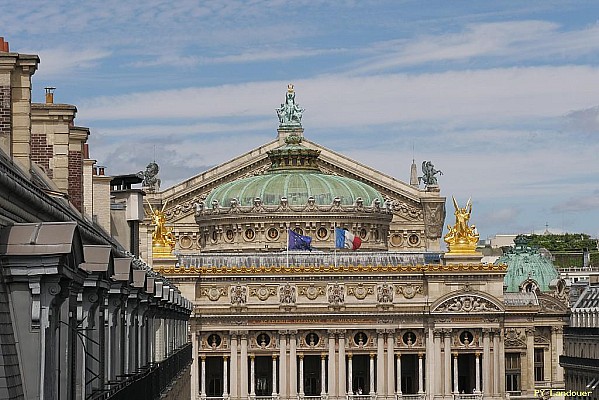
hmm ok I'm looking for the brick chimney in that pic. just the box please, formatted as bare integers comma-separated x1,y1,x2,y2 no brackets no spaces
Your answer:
0,37,9,52
0,39,39,171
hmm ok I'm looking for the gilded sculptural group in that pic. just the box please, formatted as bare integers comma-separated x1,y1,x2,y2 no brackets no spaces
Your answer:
148,200,176,257
444,197,480,253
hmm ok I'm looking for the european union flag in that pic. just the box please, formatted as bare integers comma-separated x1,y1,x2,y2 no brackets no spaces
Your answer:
288,229,312,251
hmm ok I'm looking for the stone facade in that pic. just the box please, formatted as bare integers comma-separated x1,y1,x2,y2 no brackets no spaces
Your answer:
0,43,193,400
146,88,569,400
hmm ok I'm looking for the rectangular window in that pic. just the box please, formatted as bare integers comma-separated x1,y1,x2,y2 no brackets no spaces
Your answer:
505,353,521,393
534,348,544,382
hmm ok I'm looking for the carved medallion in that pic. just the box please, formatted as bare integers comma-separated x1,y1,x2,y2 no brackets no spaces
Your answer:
250,285,276,301
347,283,373,300
299,284,325,300
396,283,422,299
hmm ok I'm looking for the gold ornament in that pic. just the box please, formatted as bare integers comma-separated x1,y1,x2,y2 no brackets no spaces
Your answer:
444,197,479,253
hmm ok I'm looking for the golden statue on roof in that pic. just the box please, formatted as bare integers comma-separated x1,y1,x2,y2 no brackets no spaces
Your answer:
147,200,175,257
444,197,479,253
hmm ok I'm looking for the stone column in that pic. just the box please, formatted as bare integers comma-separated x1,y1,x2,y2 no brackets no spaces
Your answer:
201,355,206,399
250,354,256,398
377,331,385,396
192,332,199,398
299,353,305,397
452,352,458,394
241,333,248,399
272,355,279,396
443,329,452,395
279,332,287,398
499,329,506,395
396,354,402,395
328,331,336,397
348,353,353,394
418,353,424,394
339,331,347,397
231,333,239,399
387,332,395,396
525,328,535,394
553,327,564,383
425,329,432,395
370,353,376,395
482,328,491,393
493,330,500,394
224,355,229,397
433,329,442,395
475,352,481,393
290,332,298,399
321,353,328,396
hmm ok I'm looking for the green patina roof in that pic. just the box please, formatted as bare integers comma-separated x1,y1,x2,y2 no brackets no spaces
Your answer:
206,133,384,207
495,235,559,293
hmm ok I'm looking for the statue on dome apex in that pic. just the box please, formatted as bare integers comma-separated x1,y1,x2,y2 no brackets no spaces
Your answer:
276,84,304,126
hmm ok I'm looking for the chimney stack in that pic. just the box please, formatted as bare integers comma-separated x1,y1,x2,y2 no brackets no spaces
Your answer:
0,37,9,52
44,87,56,104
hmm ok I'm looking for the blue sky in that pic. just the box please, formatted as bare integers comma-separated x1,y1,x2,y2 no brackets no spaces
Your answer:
3,0,599,240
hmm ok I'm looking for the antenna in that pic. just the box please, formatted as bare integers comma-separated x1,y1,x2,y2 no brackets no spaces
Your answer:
153,145,156,163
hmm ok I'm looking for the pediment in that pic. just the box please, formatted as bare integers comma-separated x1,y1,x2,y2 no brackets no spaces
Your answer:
431,290,505,314
150,136,441,225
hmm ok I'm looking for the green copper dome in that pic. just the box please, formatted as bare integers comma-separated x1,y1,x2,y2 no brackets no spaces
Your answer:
206,134,384,207
495,235,559,293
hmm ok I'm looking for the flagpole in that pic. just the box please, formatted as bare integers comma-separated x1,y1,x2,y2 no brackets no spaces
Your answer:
286,228,289,269
334,224,337,269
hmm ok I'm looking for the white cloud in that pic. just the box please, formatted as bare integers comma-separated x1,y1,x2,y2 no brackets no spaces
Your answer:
78,66,599,128
25,48,111,79
348,20,599,73
565,106,599,134
552,192,599,212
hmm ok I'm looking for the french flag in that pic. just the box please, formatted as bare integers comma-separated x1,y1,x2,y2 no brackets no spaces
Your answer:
335,228,361,250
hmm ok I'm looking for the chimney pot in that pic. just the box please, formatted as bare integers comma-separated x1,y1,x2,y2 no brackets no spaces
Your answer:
98,166,105,176
44,87,56,104
83,143,89,159
0,38,8,52
92,166,98,175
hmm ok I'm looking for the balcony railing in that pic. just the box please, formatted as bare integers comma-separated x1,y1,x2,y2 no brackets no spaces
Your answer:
90,342,192,400
396,394,426,400
453,394,483,400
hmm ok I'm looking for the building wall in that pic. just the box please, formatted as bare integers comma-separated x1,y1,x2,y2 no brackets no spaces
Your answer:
158,257,568,400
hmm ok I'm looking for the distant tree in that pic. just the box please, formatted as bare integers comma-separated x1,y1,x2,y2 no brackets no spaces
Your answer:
526,233,597,252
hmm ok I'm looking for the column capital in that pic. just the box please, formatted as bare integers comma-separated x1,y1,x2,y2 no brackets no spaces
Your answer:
298,353,304,359
417,352,424,359
433,328,443,337
201,354,206,360
272,354,278,360
396,352,401,359
551,326,563,334
370,352,376,359
475,352,480,358
250,354,255,359
321,352,327,359
442,328,452,335
223,355,229,360
525,327,536,336
376,328,386,335
453,351,459,358
482,327,492,336
347,352,353,359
